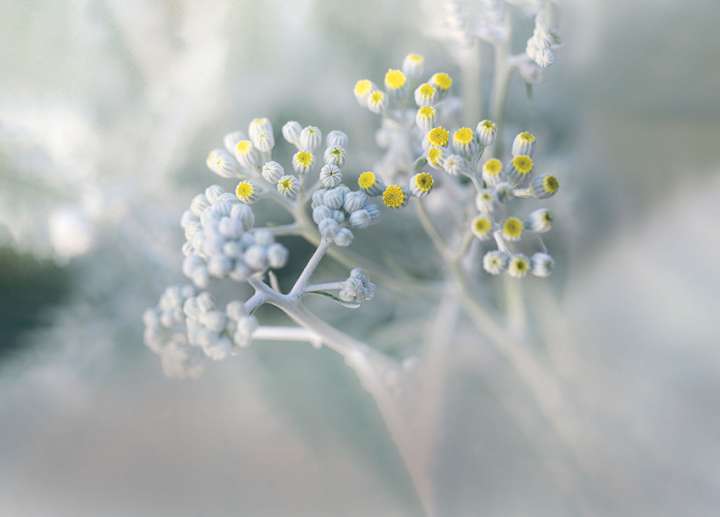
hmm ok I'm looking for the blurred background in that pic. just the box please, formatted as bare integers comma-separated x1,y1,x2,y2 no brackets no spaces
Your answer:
1,0,719,516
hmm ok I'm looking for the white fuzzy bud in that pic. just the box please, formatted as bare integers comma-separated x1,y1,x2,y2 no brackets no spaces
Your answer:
299,126,322,151
282,121,302,147
320,164,343,188
326,130,348,148
267,243,289,269
261,161,284,183
531,253,554,277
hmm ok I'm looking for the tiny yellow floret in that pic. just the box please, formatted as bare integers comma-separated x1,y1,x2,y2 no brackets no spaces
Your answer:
358,171,377,189
543,175,559,193
383,184,406,209
294,151,314,168
518,131,536,143
483,159,503,177
428,127,449,147
453,127,474,145
426,146,444,167
502,217,524,241
406,53,424,64
384,69,407,90
471,215,492,238
512,155,534,175
431,72,453,90
414,172,434,193
354,79,373,97
235,181,255,202
235,140,252,155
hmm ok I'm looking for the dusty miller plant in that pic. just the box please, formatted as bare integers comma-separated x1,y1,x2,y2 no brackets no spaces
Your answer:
144,1,572,515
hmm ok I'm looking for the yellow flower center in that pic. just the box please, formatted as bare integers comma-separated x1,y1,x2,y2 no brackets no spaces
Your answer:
294,151,313,167
483,159,502,176
354,79,373,97
503,217,524,239
480,120,496,130
414,172,434,192
235,140,252,156
543,175,559,193
235,181,254,200
417,106,436,119
426,146,443,167
472,216,492,236
279,178,294,190
431,72,453,90
453,127,474,145
512,155,534,174
406,53,424,64
369,90,385,105
383,185,406,208
418,83,435,97
358,171,377,189
428,127,449,147
518,131,536,143
384,69,407,90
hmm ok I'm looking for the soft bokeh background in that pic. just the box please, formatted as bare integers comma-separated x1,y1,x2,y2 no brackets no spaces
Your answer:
1,0,719,516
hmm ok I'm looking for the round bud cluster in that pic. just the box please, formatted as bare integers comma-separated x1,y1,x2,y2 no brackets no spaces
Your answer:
143,284,205,379
310,183,380,246
338,268,376,304
181,185,288,287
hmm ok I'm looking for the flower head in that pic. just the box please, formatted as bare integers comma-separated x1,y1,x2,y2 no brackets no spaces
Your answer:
382,184,408,208
502,217,524,241
427,126,449,147
410,172,434,198
384,69,407,91
471,215,493,240
234,181,256,204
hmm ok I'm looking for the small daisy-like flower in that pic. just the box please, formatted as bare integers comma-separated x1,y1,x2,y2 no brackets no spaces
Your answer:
526,208,553,233
367,90,386,113
482,158,503,185
508,154,534,185
502,217,524,241
475,189,496,213
426,146,444,169
384,69,407,91
442,154,468,176
416,106,436,131
402,53,425,79
300,126,322,151
261,160,284,183
323,145,346,167
531,252,554,277
430,72,453,93
427,126,449,147
206,149,238,178
471,215,493,240
234,140,260,169
276,175,299,199
382,184,408,208
452,127,476,154
476,120,497,146
414,83,437,106
357,170,385,196
354,79,375,105
508,254,530,278
292,150,314,174
483,250,509,275
319,164,343,188
512,131,536,157
234,181,256,204
531,175,559,199
410,172,434,198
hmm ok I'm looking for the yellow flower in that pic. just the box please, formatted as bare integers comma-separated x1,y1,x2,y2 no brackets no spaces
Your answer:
508,255,530,278
471,215,492,239
511,155,534,175
235,181,256,204
427,127,449,147
383,184,406,208
384,69,407,90
543,175,559,193
411,172,434,197
354,79,373,99
483,159,503,178
358,171,377,190
430,72,453,91
426,146,444,168
502,217,524,241
235,140,252,156
292,150,314,173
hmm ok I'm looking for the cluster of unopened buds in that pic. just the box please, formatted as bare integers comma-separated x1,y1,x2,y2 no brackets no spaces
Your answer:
143,116,410,378
355,53,560,278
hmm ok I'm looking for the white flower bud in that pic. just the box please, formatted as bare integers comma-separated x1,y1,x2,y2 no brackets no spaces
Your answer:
320,164,343,188
207,255,233,277
299,126,322,151
512,131,536,157
402,53,424,79
531,175,560,199
223,131,244,154
196,292,215,312
507,254,530,278
267,243,289,269
343,191,368,213
248,117,274,152
230,203,255,231
349,209,371,229
475,189,497,213
282,121,302,147
229,262,251,282
334,228,354,247
204,185,224,204
226,301,247,321
311,189,327,209
476,120,496,147
233,139,260,169
526,209,553,233
261,161,284,183
190,194,210,216
414,83,437,106
483,251,509,275
312,206,332,224
244,244,268,270
202,310,227,333
206,149,239,178
326,130,348,148
233,316,258,348
531,252,554,277
443,154,468,176
323,146,346,167
323,187,346,210
318,218,339,239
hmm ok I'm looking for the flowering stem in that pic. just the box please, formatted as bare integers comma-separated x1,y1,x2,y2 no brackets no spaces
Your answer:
289,238,330,297
304,281,346,292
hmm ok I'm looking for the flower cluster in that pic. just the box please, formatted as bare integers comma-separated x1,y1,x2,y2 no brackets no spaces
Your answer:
461,129,558,278
143,284,260,378
181,185,288,288
526,2,561,68
339,268,376,304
